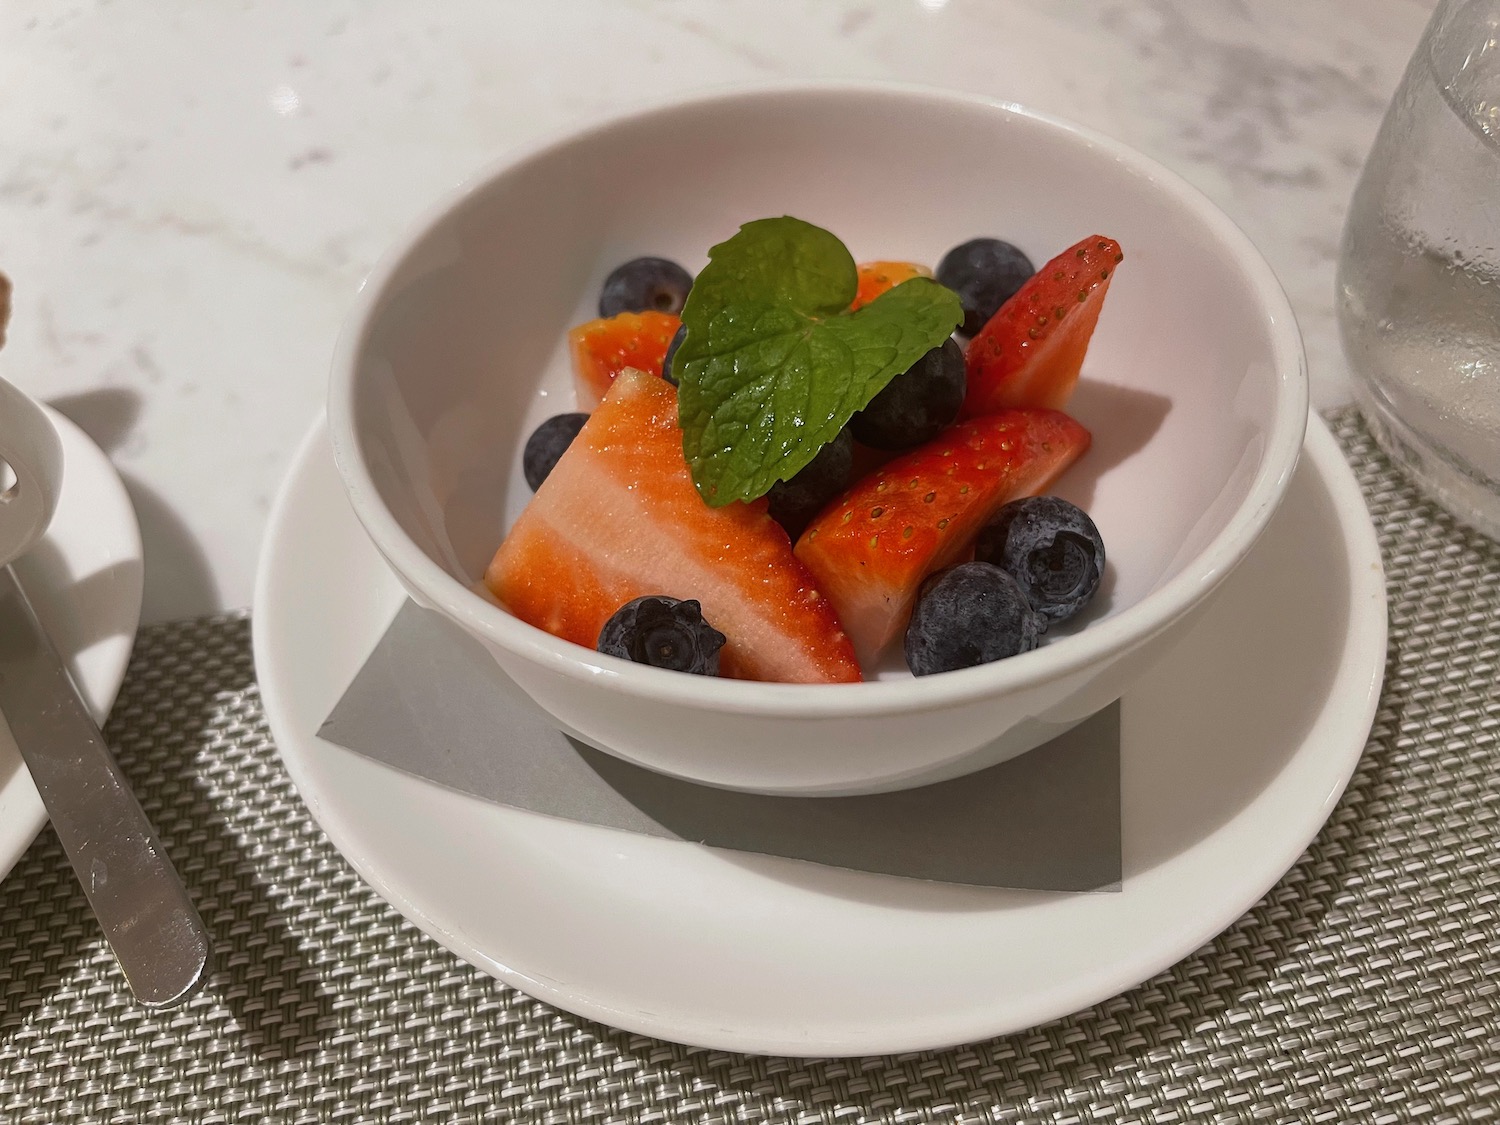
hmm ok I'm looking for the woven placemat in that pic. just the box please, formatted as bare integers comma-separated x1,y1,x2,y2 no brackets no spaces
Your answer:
1,408,1497,1124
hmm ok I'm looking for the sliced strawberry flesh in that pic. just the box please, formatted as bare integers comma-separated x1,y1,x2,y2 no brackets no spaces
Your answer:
794,409,1091,663
487,369,861,684
961,235,1122,418
567,310,681,411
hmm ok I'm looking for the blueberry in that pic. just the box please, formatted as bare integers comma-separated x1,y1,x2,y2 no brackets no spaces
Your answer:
598,257,694,317
597,595,726,675
904,562,1042,676
766,427,854,540
975,496,1105,624
661,323,687,385
849,337,965,450
935,238,1035,337
522,413,589,491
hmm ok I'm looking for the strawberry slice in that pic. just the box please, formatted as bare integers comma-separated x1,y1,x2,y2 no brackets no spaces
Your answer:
851,260,931,310
486,368,861,684
794,409,1090,662
961,235,1123,417
567,310,681,411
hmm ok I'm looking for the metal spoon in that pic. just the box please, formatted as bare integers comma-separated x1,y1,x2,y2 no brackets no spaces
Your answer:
0,533,211,1008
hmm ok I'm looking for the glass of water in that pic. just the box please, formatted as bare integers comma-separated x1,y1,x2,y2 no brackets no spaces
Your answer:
1337,0,1500,537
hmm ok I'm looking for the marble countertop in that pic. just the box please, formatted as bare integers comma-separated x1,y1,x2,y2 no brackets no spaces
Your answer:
0,0,1434,623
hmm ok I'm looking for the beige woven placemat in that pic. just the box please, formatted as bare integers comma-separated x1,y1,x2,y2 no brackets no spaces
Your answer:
0,408,1497,1124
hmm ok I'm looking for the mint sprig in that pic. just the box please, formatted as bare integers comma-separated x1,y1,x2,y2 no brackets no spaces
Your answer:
674,217,962,507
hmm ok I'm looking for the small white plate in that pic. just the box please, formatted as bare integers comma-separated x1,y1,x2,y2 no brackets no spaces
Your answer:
254,413,1386,1057
0,407,144,883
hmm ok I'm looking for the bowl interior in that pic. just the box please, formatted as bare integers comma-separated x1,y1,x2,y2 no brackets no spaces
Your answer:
341,87,1297,681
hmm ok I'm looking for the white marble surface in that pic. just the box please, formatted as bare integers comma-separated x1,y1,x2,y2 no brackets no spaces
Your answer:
0,0,1434,623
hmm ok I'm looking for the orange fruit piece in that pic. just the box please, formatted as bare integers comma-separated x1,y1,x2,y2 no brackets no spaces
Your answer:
851,261,932,310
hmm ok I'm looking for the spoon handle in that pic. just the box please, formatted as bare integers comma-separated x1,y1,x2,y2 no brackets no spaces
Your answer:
0,566,211,1008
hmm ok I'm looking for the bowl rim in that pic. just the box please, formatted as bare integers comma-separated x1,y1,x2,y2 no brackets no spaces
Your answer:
327,78,1309,719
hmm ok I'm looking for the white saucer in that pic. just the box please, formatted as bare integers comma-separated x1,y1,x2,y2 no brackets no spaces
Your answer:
254,413,1386,1057
0,407,144,883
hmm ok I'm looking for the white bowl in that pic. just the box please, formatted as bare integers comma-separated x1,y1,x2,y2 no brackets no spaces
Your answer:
327,83,1307,796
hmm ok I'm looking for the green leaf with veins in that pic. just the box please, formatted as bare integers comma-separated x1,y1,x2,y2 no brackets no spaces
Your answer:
674,216,963,507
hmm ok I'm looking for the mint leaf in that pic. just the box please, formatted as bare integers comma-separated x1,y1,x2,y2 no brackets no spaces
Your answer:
675,217,963,507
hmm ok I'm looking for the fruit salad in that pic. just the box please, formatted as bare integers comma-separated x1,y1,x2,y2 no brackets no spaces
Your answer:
486,218,1122,683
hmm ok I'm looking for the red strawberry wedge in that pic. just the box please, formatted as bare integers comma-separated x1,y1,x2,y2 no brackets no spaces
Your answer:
486,368,861,684
794,409,1091,663
961,235,1123,418
567,310,681,411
